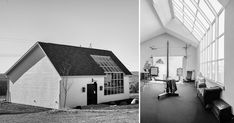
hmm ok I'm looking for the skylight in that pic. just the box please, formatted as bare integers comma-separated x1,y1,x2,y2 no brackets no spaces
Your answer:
91,55,122,73
172,0,223,41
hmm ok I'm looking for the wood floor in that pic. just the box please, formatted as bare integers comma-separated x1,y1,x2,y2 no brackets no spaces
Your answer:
140,82,220,123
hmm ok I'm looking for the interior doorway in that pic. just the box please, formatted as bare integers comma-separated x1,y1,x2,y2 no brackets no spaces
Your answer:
153,56,183,81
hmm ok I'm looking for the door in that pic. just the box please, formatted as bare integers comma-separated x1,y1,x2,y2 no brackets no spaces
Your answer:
87,82,97,105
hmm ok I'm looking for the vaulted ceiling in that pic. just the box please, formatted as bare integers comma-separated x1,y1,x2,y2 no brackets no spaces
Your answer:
140,0,229,47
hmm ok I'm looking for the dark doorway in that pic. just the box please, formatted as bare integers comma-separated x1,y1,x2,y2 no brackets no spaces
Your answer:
87,82,97,105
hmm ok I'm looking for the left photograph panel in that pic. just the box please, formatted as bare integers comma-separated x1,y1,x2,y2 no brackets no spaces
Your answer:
0,0,139,122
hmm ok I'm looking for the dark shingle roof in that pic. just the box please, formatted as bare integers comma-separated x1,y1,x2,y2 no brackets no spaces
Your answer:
38,42,131,76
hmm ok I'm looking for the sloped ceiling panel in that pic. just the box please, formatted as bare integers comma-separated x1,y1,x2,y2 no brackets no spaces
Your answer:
140,0,165,42
141,0,199,47
153,0,172,26
165,18,199,47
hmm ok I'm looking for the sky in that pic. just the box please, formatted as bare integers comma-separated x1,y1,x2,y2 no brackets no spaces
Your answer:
0,0,139,73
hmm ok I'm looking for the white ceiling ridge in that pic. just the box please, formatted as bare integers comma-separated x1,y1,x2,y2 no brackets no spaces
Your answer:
165,28,198,47
140,31,167,44
150,0,199,47
141,0,200,47
164,18,199,47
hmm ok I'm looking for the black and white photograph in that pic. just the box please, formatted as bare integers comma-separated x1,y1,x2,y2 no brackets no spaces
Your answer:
0,0,139,122
1,0,234,123
140,0,234,123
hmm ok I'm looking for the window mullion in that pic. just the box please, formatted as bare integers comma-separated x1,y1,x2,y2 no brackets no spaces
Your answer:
191,0,211,25
182,0,185,23
181,0,207,31
192,0,200,32
204,0,218,16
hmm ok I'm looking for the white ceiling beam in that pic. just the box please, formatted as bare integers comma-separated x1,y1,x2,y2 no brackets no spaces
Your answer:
153,0,172,26
168,0,175,18
151,0,165,27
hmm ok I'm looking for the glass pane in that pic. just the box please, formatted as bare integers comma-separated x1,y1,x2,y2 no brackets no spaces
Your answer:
205,35,207,47
218,36,224,59
184,0,197,13
195,20,205,34
218,60,224,83
184,21,193,31
194,26,203,37
204,63,207,77
184,14,193,24
212,22,216,41
219,10,225,35
184,8,195,22
212,62,216,80
197,12,209,29
174,12,183,22
207,29,210,44
193,31,201,40
174,9,183,17
173,4,183,15
212,42,216,60
207,46,211,61
173,0,183,9
207,62,210,79
208,0,223,13
199,0,215,22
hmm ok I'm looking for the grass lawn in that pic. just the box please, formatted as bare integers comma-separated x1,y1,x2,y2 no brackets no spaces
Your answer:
0,102,138,123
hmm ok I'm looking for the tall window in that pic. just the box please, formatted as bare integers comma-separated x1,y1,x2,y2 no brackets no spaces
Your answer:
172,0,225,85
104,73,124,95
91,55,124,95
199,4,225,85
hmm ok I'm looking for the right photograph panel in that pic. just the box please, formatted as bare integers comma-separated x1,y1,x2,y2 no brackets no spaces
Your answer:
140,0,232,123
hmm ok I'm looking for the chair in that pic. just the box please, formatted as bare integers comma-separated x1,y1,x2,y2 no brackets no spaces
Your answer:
184,71,194,82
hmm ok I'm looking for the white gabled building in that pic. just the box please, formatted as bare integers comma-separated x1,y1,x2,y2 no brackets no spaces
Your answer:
6,42,131,109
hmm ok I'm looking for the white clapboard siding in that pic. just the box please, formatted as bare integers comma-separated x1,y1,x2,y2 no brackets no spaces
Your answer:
9,55,61,109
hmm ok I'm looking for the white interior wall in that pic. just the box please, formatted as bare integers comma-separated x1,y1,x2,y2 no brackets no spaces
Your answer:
222,0,234,111
141,33,198,77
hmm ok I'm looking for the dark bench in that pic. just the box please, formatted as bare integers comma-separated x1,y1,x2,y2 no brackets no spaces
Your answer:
211,99,233,123
197,86,222,109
